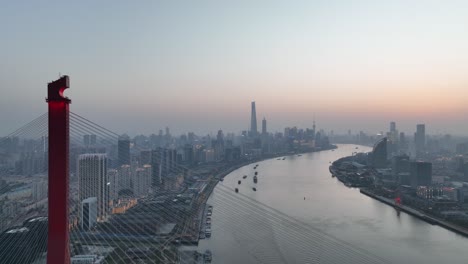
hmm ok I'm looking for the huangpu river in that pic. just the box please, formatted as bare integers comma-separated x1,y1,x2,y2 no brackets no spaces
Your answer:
197,144,468,264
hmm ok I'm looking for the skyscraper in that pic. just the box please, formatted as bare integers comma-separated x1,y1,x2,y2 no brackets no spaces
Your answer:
84,134,97,146
390,122,396,133
414,124,426,156
151,148,162,187
118,135,130,166
399,132,407,152
250,101,257,137
410,161,432,187
312,119,316,140
133,165,152,197
119,164,132,191
372,137,387,168
183,144,194,165
84,135,90,146
261,118,269,154
78,154,109,221
214,130,225,161
387,121,398,155
150,147,174,187
262,117,267,135
107,169,119,201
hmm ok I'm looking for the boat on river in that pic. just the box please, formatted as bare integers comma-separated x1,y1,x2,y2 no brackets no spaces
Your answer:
204,250,212,262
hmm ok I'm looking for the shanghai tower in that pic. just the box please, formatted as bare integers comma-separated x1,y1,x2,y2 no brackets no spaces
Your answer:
250,101,258,137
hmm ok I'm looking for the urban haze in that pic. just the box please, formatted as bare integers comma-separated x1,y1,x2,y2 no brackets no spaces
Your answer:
1,1,468,264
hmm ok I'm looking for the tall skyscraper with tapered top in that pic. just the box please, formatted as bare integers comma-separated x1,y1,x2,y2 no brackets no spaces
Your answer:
250,101,258,137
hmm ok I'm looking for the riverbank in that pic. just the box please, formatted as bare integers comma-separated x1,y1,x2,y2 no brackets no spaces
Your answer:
329,151,468,239
217,145,338,181
360,188,468,238
199,144,468,264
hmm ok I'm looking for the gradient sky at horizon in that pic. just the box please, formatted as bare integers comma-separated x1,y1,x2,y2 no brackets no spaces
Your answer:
1,1,468,136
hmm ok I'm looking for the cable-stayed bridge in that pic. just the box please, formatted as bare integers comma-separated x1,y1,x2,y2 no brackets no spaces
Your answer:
0,78,389,264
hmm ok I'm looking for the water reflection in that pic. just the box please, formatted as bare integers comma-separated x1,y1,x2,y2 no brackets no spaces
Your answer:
198,145,468,264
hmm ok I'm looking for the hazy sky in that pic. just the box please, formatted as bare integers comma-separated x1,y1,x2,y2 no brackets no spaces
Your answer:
1,1,468,136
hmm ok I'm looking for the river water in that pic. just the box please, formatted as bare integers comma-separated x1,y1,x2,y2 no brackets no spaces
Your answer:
197,144,468,264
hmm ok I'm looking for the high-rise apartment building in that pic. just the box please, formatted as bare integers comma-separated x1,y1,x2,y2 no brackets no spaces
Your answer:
78,154,108,221
119,164,132,191
133,165,152,197
118,135,130,166
150,147,180,187
107,169,119,201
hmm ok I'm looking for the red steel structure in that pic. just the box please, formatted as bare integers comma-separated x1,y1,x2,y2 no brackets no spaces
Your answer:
46,76,71,264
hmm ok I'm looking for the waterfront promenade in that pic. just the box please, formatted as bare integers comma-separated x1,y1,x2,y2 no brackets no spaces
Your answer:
360,188,468,238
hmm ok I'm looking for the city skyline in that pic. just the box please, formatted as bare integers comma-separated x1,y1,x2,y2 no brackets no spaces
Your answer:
3,1,468,263
2,76,468,263
0,99,462,138
1,1,468,136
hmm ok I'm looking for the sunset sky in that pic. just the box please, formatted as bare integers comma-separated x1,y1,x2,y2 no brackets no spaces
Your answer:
1,1,468,136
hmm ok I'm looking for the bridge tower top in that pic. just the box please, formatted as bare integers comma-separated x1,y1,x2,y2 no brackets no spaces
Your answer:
46,75,71,103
